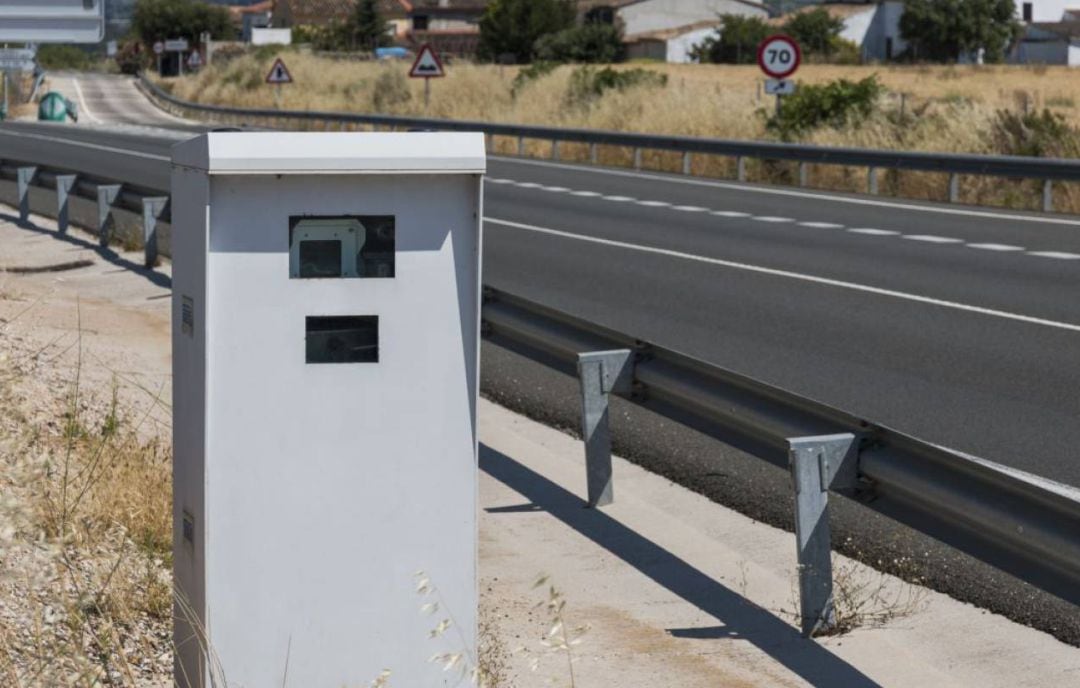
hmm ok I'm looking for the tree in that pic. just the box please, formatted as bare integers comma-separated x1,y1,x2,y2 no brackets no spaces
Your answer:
132,0,233,45
690,15,770,64
782,8,844,58
478,0,576,64
900,0,1021,63
343,0,389,52
533,22,624,63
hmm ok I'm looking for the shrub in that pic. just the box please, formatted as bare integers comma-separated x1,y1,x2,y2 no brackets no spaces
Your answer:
987,109,1080,158
767,75,883,139
36,44,93,70
783,8,844,58
132,0,233,46
478,0,576,64
511,60,559,97
690,15,769,64
565,66,666,107
371,68,411,111
534,22,624,63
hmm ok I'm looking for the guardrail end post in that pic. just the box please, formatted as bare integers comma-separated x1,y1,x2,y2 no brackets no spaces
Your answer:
517,135,525,157
16,166,37,224
589,142,598,166
682,151,692,176
948,173,960,203
788,433,858,637
577,349,633,508
141,196,169,268
798,162,809,188
867,167,879,196
736,156,746,182
1043,180,1053,213
552,139,560,161
56,174,77,234
96,184,122,248
633,147,642,170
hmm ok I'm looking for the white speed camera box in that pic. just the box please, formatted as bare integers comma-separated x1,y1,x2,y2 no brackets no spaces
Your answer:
170,132,485,687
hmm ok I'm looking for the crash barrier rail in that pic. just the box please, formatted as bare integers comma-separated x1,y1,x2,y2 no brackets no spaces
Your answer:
3,136,1080,638
136,74,1080,213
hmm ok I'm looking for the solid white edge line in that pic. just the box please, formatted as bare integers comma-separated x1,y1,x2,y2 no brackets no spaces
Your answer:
0,129,170,161
491,156,1080,227
71,77,103,125
485,216,1080,334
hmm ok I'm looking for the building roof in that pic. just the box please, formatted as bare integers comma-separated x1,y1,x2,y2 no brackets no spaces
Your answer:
767,2,875,27
625,19,719,43
1025,19,1080,40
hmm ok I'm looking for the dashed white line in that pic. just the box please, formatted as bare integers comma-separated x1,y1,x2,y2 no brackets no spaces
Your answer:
798,221,844,229
712,210,750,218
541,185,570,192
486,217,1080,334
1027,251,1080,260
753,216,794,223
967,243,1024,252
486,178,514,184
603,195,635,202
636,200,671,207
672,205,709,212
571,190,602,197
848,228,899,236
903,235,963,244
516,182,542,189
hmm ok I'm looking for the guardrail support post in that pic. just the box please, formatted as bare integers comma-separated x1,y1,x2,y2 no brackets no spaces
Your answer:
788,433,858,637
16,166,37,224
577,349,633,508
97,184,122,248
736,156,746,182
56,174,77,234
517,135,525,157
485,133,493,153
589,143,598,165
1043,180,1053,212
798,162,808,188
867,167,879,195
633,147,642,170
682,151,692,175
948,174,960,203
141,196,169,268
552,140,560,161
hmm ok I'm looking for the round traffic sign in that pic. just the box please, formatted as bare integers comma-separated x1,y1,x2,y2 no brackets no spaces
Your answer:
153,41,164,55
757,35,801,79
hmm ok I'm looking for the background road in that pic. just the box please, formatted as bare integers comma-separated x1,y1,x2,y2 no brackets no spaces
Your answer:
2,76,1079,640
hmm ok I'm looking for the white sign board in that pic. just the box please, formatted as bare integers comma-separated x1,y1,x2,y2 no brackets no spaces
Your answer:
0,47,36,72
0,0,104,44
107,40,118,57
757,35,801,79
187,51,202,69
764,78,796,95
409,44,445,78
165,38,189,52
153,41,165,55
251,28,292,46
265,57,293,84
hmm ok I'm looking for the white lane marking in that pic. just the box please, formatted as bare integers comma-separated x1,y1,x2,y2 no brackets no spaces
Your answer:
493,156,1080,227
848,228,899,236
798,221,843,229
486,178,514,184
0,129,169,161
542,185,570,192
753,216,794,223
636,200,670,207
672,205,708,212
71,77,103,125
486,217,1080,334
516,182,542,188
967,243,1024,252
570,190,601,197
603,195,635,202
903,235,963,244
1027,251,1080,260
712,210,750,218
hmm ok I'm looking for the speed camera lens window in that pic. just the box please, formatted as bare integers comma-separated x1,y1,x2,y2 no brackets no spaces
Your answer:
305,316,378,364
289,216,395,279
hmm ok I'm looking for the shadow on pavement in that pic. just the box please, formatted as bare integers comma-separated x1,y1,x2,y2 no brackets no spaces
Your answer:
480,443,882,688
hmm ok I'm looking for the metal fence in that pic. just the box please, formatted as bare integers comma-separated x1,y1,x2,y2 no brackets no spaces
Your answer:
4,128,1080,638
136,74,1080,212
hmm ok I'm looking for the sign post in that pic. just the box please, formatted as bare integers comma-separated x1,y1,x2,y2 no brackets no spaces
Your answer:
153,41,164,74
757,35,801,117
265,56,293,109
408,44,445,110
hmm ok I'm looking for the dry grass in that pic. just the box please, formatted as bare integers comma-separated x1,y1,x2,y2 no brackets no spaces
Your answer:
160,54,1080,212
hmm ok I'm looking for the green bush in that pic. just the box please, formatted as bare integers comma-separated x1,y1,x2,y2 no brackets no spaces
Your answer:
782,8,844,58
36,44,94,70
690,15,769,64
478,0,576,63
511,61,559,97
766,75,883,139
371,68,411,111
566,66,666,107
132,0,233,45
533,22,624,63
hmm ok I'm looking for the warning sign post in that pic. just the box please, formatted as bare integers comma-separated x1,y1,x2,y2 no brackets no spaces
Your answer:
408,44,445,109
266,57,293,109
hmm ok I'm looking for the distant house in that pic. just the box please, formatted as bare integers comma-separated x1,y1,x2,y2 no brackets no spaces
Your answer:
400,0,490,56
1011,20,1080,64
768,2,907,62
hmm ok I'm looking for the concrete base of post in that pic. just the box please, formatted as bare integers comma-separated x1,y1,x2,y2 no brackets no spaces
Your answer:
577,349,633,508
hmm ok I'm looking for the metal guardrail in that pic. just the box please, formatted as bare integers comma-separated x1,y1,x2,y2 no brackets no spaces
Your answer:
4,130,1080,637
136,74,1080,212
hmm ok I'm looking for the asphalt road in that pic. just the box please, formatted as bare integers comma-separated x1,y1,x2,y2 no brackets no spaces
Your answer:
3,84,1080,641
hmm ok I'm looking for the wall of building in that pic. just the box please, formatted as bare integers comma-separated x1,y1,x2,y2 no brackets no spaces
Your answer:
620,0,766,36
668,26,718,62
862,1,907,61
1014,0,1068,23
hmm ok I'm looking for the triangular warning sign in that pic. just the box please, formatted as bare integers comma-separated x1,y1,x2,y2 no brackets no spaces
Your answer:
409,44,445,78
265,57,293,84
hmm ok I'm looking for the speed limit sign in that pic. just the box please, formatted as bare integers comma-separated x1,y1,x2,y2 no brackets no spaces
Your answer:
757,35,801,79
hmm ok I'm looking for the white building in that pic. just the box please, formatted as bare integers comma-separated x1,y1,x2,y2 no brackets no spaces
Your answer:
613,0,770,62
